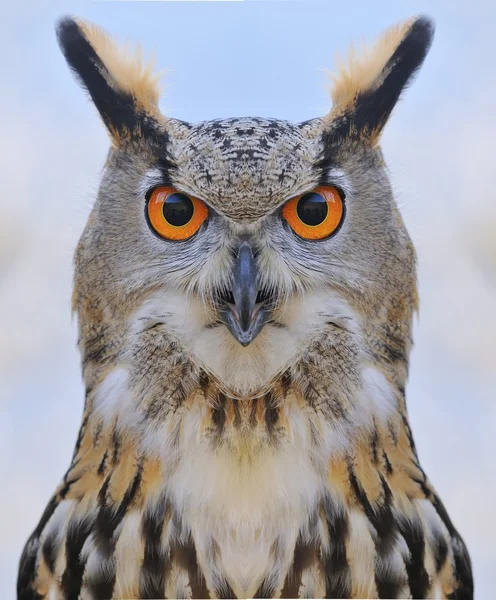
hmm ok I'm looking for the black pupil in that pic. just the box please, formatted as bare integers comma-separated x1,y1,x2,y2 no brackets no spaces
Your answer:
163,193,194,226
296,192,328,226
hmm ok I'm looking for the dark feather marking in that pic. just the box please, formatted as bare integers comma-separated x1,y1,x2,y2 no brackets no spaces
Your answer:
92,419,104,445
401,415,425,472
249,399,259,427
449,543,474,599
71,413,89,461
280,538,317,598
60,516,94,600
212,393,227,436
264,392,278,435
174,538,210,599
431,494,473,597
143,321,165,333
381,342,407,364
41,529,58,574
17,586,43,600
447,581,474,600
217,580,236,599
232,399,242,428
348,466,403,598
388,419,400,447
325,320,349,332
254,579,275,599
383,450,393,475
398,517,429,599
93,462,143,554
86,574,116,600
17,496,60,597
17,540,44,600
409,473,433,501
58,473,82,499
315,127,338,182
139,497,170,599
199,371,210,394
375,565,403,599
84,465,143,598
30,497,59,539
111,425,120,465
370,421,379,464
98,450,108,475
432,529,449,573
321,495,351,599
431,494,459,539
281,370,291,397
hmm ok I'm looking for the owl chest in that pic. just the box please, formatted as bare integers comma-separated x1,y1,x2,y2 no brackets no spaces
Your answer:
165,394,326,598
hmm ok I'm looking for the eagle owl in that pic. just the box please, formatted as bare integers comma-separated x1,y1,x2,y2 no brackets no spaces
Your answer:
18,15,473,600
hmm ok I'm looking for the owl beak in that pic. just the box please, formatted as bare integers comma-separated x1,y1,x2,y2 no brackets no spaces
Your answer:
219,241,270,347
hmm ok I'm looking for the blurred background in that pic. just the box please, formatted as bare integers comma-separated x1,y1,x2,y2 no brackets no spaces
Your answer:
1,0,494,597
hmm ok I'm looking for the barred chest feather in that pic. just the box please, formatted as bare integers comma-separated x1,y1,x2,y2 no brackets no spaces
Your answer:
18,361,472,600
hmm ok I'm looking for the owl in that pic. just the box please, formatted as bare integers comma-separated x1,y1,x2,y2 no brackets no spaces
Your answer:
18,14,473,600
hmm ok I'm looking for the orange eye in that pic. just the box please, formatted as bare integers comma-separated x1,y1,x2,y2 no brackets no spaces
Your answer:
146,187,208,241
282,186,344,240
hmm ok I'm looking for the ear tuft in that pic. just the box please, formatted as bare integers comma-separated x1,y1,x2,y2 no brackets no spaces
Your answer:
326,16,435,142
72,18,162,113
330,18,414,112
56,16,164,144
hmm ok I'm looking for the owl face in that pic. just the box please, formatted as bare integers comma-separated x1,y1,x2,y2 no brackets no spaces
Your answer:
61,16,431,395
75,114,410,395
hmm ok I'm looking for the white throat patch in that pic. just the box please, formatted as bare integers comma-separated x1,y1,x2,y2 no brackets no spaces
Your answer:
130,288,360,397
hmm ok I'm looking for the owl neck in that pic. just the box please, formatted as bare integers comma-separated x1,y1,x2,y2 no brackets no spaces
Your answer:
74,299,413,468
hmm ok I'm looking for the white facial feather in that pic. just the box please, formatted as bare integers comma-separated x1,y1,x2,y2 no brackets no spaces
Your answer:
129,287,362,397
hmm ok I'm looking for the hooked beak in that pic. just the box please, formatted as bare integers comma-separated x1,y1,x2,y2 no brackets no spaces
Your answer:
219,241,270,347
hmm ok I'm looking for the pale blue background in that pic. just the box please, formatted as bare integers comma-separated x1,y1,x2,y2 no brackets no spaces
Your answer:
1,0,495,597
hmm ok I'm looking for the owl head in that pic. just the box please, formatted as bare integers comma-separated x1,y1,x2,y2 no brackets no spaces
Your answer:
58,17,433,398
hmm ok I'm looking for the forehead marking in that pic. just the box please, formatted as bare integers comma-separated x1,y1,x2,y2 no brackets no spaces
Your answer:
168,117,326,221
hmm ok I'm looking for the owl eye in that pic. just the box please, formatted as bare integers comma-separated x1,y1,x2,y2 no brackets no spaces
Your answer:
146,186,208,241
282,186,344,240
